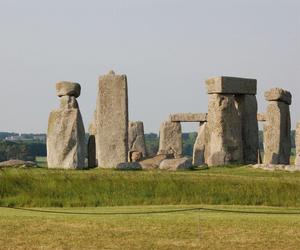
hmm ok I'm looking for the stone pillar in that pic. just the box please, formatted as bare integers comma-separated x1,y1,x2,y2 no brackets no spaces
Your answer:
128,121,147,162
158,121,182,158
205,93,243,165
295,122,300,166
192,122,207,166
87,135,96,168
205,76,257,166
263,88,292,164
47,82,86,169
236,95,259,164
96,70,129,168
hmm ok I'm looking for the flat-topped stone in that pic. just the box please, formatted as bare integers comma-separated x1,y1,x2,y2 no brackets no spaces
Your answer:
264,88,292,105
257,113,266,122
205,76,257,94
169,113,207,122
56,81,81,98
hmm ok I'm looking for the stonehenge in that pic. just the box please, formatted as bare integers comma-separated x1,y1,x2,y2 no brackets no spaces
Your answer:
204,77,258,166
47,82,86,169
96,70,129,168
263,88,292,165
45,72,295,171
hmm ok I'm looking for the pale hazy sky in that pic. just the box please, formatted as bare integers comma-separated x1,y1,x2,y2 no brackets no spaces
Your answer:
0,0,299,133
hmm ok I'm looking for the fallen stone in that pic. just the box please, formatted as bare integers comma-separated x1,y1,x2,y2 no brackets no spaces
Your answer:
96,70,129,168
169,113,207,122
264,88,292,105
158,121,182,158
116,162,142,170
56,81,81,98
159,157,193,171
251,164,300,172
129,151,143,162
0,160,37,168
205,76,257,95
139,154,173,170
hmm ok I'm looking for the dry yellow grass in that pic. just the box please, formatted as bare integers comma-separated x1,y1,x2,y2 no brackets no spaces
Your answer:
0,205,300,249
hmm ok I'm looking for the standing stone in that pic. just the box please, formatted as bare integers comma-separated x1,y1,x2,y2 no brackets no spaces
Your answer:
87,135,96,168
192,122,207,166
205,94,243,166
47,82,86,169
263,88,292,164
295,123,300,166
96,70,129,168
236,95,259,164
128,121,147,161
158,121,182,158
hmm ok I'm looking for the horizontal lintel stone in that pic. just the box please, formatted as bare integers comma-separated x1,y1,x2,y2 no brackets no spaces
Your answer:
169,113,208,122
264,88,292,105
205,76,257,95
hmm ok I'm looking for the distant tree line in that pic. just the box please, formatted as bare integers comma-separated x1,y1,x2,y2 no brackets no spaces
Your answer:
0,141,46,162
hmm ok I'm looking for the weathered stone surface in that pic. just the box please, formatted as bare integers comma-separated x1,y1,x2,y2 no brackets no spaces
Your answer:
88,111,97,136
257,113,266,122
128,121,146,158
169,113,207,122
158,121,182,158
263,101,291,164
96,70,128,168
206,76,257,95
56,81,81,98
265,88,292,105
205,94,243,166
192,122,207,166
60,96,78,109
159,157,193,171
0,160,37,168
236,95,259,164
251,164,300,172
295,122,300,166
139,154,173,170
47,96,86,169
88,135,96,168
128,151,143,162
116,162,142,170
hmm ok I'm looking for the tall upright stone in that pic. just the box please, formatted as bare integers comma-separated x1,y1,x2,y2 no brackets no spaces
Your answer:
205,93,243,165
263,88,292,164
295,122,300,166
128,121,147,161
204,76,257,166
236,95,259,164
47,82,86,169
158,121,182,158
192,122,207,166
96,70,129,168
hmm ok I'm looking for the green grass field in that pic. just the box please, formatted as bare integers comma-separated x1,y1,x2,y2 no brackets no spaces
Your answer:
1,205,300,249
1,164,300,207
2,162,300,249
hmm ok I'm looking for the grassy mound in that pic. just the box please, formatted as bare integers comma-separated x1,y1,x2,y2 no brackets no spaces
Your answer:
1,166,300,207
